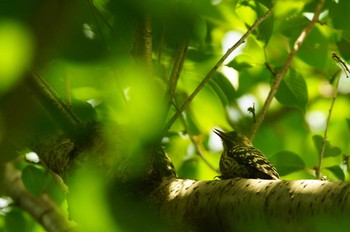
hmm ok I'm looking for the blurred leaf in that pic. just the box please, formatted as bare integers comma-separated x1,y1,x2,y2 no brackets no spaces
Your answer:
192,17,207,45
0,21,33,94
312,135,342,158
44,173,66,205
324,165,345,181
178,159,198,179
227,54,254,71
329,0,350,31
5,208,26,232
297,26,328,68
336,39,350,61
71,99,97,123
187,48,214,62
346,118,350,131
269,150,306,176
209,72,236,106
184,110,201,135
275,69,308,112
279,14,309,39
22,165,46,196
255,2,273,45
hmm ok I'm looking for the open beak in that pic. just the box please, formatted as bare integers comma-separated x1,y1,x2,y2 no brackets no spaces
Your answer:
213,129,226,139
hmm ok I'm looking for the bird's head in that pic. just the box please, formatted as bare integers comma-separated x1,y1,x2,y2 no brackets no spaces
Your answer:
214,129,252,148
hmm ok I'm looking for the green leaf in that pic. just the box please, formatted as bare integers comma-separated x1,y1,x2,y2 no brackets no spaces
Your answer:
269,151,306,176
346,118,350,131
275,69,308,112
297,26,328,68
209,72,236,106
324,166,345,181
255,3,273,45
5,208,26,232
312,135,342,158
178,159,198,179
192,17,207,45
227,54,254,71
329,0,350,31
22,165,46,196
44,172,66,204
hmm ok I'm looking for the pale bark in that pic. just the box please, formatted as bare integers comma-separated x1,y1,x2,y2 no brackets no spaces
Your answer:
151,177,350,232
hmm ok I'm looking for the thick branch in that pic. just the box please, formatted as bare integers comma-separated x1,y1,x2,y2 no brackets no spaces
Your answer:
250,0,325,140
151,177,350,231
0,163,74,232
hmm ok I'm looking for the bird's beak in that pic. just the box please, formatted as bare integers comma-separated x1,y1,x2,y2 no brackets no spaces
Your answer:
213,129,225,139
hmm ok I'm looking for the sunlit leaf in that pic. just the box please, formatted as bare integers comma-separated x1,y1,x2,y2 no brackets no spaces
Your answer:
0,21,33,93
312,135,342,158
275,69,308,112
297,26,328,68
255,3,273,45
324,165,345,181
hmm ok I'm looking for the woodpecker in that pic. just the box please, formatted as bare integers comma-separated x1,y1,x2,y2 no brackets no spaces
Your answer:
214,129,280,180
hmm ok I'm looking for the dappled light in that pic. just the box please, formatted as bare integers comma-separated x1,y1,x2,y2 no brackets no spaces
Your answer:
1,0,350,231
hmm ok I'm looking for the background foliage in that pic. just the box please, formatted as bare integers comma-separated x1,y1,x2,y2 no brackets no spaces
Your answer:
1,0,350,231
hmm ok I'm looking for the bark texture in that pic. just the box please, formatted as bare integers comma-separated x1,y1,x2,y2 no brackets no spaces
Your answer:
150,177,350,231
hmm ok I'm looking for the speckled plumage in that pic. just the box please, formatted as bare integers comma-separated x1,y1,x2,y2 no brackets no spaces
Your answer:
214,129,280,180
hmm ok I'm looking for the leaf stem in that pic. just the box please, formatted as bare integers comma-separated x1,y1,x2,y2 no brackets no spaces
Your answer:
163,40,189,120
316,70,341,179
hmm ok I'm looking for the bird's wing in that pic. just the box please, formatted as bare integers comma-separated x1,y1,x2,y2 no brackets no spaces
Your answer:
228,145,280,179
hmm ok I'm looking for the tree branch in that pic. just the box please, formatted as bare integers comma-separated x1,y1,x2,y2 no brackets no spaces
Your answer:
0,163,74,232
26,70,84,140
165,40,189,110
132,14,153,68
250,0,326,140
151,177,350,231
162,6,275,134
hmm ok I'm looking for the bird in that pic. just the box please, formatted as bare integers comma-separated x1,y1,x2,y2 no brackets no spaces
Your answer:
214,129,280,180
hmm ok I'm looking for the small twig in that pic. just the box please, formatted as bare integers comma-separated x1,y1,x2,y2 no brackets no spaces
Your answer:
162,40,189,121
247,103,256,123
264,62,277,76
162,6,275,135
332,52,350,78
316,70,341,179
250,0,325,141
